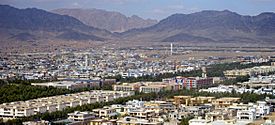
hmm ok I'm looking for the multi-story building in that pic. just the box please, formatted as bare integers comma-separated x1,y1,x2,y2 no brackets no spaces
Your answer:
31,80,101,90
248,75,275,84
212,97,241,108
231,101,271,121
144,101,175,113
188,117,211,125
113,82,175,93
237,109,256,121
128,109,157,119
116,116,163,125
93,107,118,118
174,96,215,106
205,109,235,121
68,111,96,122
113,83,140,91
139,84,171,93
174,77,213,89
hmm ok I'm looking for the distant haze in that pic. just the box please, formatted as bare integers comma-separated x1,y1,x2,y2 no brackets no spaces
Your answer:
1,0,275,20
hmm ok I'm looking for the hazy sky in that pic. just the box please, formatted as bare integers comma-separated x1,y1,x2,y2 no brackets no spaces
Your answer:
1,0,275,20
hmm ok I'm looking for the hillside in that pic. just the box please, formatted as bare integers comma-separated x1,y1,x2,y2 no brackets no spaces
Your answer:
0,5,113,41
52,8,157,32
121,10,275,43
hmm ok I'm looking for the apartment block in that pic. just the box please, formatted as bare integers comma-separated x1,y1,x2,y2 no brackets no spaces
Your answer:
174,96,215,106
212,97,241,108
175,77,214,89
68,111,96,121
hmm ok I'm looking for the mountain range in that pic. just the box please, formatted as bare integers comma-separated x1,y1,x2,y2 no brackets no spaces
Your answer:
0,5,275,44
52,8,157,32
121,10,275,43
0,5,113,42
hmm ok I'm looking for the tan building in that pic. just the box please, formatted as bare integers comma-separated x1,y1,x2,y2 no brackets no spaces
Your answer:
205,109,236,121
174,96,215,106
212,97,241,108
139,85,171,93
113,83,140,91
144,101,174,113
129,109,157,119
113,82,175,93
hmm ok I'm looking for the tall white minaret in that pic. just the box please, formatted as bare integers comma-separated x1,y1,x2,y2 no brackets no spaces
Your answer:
170,43,173,55
85,55,88,68
202,66,207,78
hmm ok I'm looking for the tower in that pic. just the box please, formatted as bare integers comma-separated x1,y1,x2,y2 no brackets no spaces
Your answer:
202,66,207,78
170,43,173,55
85,54,88,68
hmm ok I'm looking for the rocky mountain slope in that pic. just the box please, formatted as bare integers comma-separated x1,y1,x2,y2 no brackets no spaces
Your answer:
0,5,113,41
52,8,157,32
121,10,275,43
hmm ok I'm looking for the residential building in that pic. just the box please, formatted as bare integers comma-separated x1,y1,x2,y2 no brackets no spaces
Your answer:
31,80,101,90
116,116,163,125
189,117,211,125
174,96,215,106
212,97,241,108
174,77,213,89
93,106,118,118
68,111,96,121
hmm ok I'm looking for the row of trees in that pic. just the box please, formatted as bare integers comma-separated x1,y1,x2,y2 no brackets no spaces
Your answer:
106,61,271,83
207,61,271,77
218,75,250,86
0,83,113,104
180,116,194,125
0,79,6,86
106,69,203,83
0,84,74,104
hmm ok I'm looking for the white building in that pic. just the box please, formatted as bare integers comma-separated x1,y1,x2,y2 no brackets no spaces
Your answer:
93,106,118,118
68,111,95,121
117,116,163,125
31,80,101,90
189,117,211,125
236,101,270,121
200,85,275,95
237,109,256,121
